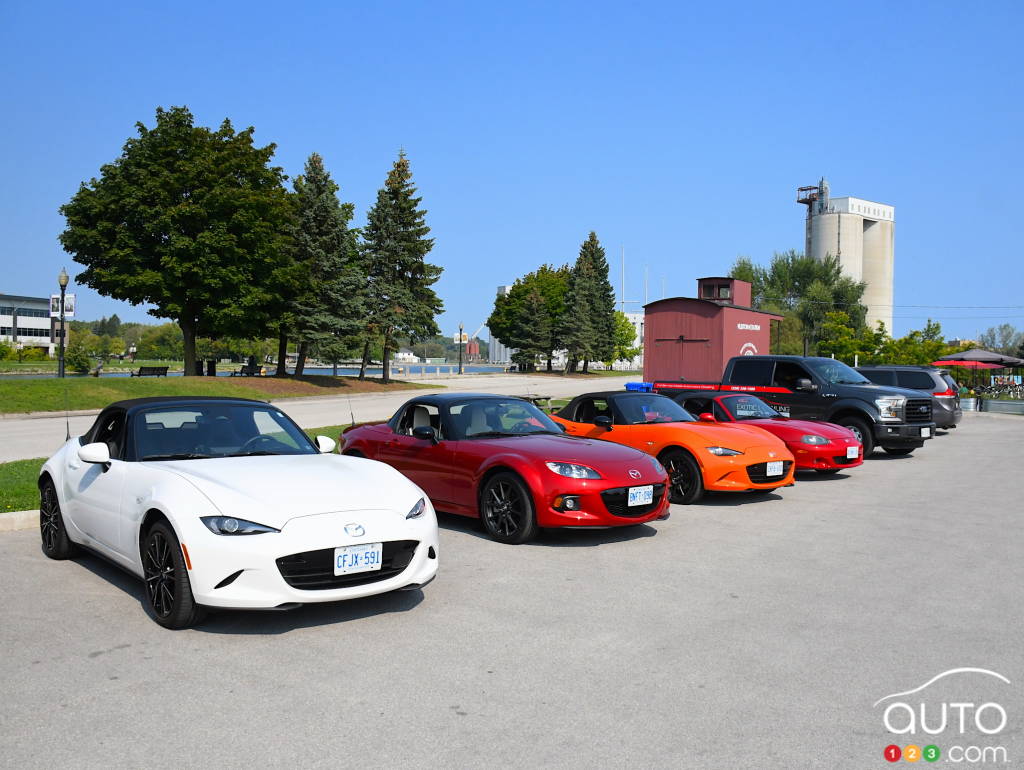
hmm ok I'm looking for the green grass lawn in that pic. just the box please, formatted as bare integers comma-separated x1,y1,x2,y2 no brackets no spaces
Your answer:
0,458,45,513
0,375,434,415
0,358,179,374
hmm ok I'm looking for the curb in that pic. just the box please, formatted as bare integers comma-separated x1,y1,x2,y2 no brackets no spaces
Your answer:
0,510,38,533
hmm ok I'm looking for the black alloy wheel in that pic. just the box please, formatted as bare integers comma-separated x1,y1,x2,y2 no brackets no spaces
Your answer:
39,479,78,560
836,416,874,456
142,521,205,629
661,448,704,505
479,472,538,544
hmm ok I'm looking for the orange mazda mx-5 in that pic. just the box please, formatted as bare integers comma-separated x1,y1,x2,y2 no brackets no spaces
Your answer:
551,391,795,504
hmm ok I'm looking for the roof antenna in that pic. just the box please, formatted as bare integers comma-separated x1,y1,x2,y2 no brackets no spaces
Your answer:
347,393,356,428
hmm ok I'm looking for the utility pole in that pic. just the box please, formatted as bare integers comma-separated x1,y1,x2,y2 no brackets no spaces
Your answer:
58,268,69,378
458,322,464,375
620,246,625,313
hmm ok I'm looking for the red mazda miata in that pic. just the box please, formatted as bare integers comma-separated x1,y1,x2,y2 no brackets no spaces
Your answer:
672,391,864,474
340,393,670,543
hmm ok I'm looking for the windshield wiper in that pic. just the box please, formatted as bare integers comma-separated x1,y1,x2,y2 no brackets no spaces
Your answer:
467,431,523,438
224,450,282,457
141,453,211,461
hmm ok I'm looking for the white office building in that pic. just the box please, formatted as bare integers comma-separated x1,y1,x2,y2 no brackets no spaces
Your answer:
1,293,63,356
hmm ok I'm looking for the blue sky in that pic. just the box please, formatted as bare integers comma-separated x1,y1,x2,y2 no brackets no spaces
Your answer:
2,1,1022,339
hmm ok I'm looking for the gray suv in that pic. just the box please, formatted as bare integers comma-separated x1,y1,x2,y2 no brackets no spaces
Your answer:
856,366,962,429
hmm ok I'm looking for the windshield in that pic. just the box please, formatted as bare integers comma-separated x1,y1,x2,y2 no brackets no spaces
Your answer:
720,395,781,420
614,394,695,424
804,358,871,385
133,404,317,460
448,398,562,439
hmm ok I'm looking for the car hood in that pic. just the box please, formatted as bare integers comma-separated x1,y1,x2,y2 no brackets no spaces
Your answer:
656,421,788,451
738,418,858,441
152,454,419,529
472,432,651,463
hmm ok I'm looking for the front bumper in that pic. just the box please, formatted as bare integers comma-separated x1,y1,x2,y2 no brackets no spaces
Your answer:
789,441,863,471
182,509,440,609
873,421,936,447
533,478,670,527
701,449,796,492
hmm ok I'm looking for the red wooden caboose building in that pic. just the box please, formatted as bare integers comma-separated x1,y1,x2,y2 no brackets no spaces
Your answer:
642,277,782,383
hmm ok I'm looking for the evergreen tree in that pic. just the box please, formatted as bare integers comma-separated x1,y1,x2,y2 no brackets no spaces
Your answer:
509,287,551,371
289,153,365,376
360,151,443,383
582,232,616,370
560,257,597,374
560,232,614,374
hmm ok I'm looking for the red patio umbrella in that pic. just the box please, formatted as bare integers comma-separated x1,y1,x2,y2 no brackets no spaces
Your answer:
930,360,1002,368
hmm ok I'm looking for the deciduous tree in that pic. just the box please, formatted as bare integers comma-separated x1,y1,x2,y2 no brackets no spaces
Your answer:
60,106,294,375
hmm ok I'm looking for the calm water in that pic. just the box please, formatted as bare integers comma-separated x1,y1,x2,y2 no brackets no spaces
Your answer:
0,364,507,380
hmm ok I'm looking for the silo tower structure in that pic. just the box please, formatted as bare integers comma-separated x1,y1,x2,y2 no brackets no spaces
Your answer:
797,178,895,333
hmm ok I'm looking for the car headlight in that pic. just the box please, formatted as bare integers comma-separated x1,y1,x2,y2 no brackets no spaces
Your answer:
406,497,427,519
545,461,602,479
706,446,743,456
874,396,905,422
648,455,666,475
200,516,279,535
800,434,829,445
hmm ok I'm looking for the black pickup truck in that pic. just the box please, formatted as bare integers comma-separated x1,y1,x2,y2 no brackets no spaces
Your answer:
648,355,936,455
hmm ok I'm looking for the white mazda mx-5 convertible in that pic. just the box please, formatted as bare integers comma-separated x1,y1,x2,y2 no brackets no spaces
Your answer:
38,396,439,628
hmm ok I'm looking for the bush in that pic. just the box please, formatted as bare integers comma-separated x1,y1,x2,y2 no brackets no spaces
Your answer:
65,340,92,373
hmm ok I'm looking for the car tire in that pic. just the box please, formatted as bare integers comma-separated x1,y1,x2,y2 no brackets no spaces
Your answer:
882,447,914,456
39,479,79,560
141,520,205,629
661,448,704,505
814,468,842,475
479,472,538,544
835,416,874,456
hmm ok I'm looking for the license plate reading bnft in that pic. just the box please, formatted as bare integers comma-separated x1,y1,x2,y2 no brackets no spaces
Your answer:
334,542,383,576
628,485,654,506
766,461,784,476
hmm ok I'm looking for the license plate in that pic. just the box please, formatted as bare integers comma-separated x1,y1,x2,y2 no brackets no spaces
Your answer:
627,485,654,506
334,542,383,576
921,427,931,438
846,446,859,459
766,461,784,477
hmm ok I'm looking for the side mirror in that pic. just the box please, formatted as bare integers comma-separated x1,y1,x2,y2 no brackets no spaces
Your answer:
795,378,817,392
412,425,437,443
315,435,336,454
557,423,568,432
698,412,717,423
78,442,111,466
594,416,613,430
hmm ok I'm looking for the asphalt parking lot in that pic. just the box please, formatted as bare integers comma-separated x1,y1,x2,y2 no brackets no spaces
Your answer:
1,413,1021,769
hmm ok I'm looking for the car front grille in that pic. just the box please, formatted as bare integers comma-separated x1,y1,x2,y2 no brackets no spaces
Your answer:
276,540,418,591
831,454,859,465
746,461,793,484
600,484,666,517
904,398,933,423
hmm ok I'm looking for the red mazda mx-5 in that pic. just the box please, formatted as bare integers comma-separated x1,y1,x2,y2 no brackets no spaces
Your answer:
340,393,670,543
673,391,864,474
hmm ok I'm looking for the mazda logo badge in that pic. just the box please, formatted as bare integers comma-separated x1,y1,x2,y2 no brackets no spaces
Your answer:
344,523,365,537
628,469,641,480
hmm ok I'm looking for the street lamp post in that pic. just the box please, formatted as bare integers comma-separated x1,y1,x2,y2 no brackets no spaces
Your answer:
57,268,69,378
458,322,464,375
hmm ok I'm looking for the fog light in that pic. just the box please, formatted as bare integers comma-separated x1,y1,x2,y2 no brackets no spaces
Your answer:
554,495,581,511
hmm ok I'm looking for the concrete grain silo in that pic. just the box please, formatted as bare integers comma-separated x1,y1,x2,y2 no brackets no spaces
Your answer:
798,178,895,333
